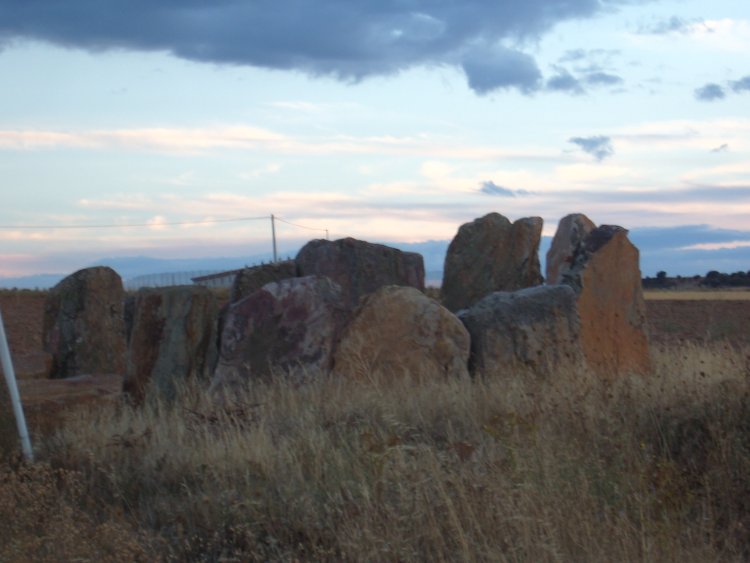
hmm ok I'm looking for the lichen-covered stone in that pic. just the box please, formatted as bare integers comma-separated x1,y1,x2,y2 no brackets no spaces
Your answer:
295,238,425,308
123,286,218,402
442,213,543,312
333,285,470,380
459,285,584,377
43,267,126,378
211,276,350,390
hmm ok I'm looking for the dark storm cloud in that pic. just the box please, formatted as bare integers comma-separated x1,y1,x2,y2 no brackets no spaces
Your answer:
0,0,634,95
478,181,531,197
694,83,726,101
568,135,614,161
729,76,750,93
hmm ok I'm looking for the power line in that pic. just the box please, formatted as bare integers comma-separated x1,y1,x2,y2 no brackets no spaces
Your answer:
275,216,329,234
0,215,269,230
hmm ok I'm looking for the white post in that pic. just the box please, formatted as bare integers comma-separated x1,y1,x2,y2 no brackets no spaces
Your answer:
0,309,33,461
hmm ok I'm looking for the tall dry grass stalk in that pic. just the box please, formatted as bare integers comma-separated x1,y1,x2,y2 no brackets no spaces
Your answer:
3,341,749,561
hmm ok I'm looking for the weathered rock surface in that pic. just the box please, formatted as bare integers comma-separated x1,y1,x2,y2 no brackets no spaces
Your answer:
123,286,218,402
550,220,651,376
442,213,544,312
333,285,470,380
123,294,136,344
211,276,350,390
295,238,425,308
230,260,298,303
546,213,596,285
43,267,126,378
459,285,584,376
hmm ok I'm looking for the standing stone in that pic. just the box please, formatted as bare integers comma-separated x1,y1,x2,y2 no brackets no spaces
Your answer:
123,294,136,344
230,260,298,303
550,220,651,376
43,267,126,378
333,286,470,380
123,286,218,402
546,213,596,285
211,276,350,391
458,285,584,377
442,213,543,312
295,238,425,309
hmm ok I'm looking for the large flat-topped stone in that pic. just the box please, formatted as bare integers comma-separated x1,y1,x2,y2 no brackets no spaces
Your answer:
296,237,425,308
459,285,584,377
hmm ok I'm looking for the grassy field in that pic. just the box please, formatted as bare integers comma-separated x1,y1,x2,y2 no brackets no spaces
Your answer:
2,342,750,561
644,289,750,300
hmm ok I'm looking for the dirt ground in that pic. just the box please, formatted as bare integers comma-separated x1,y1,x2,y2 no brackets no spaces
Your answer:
645,299,750,345
0,291,121,436
1,289,749,437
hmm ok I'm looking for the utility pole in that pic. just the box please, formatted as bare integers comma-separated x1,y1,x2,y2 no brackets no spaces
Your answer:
271,214,278,263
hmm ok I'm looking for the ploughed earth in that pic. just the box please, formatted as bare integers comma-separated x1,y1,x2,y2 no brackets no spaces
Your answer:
0,291,121,435
1,290,750,436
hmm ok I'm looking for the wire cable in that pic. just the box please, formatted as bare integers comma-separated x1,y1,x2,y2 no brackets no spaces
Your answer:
275,216,328,233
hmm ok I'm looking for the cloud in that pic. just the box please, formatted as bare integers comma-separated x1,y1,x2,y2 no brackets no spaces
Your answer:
546,49,624,94
0,0,627,96
694,83,726,101
461,46,542,95
546,69,584,94
0,125,566,162
680,240,750,251
584,71,623,86
478,181,530,197
730,75,750,93
637,16,708,35
568,136,614,161
692,75,750,103
711,143,729,153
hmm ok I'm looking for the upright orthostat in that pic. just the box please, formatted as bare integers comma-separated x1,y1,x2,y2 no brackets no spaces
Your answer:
442,212,543,312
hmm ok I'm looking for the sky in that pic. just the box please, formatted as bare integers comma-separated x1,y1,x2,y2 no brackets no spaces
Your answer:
0,0,749,279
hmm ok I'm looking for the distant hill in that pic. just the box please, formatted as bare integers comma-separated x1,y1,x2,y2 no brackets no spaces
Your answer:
0,273,65,290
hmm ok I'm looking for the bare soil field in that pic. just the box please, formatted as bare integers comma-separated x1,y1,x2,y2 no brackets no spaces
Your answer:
0,290,121,434
645,298,750,345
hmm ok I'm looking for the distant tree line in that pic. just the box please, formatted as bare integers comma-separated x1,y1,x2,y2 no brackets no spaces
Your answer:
643,270,750,289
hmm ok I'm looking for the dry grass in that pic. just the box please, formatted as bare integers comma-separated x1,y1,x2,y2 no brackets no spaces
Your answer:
644,289,750,300
3,342,750,561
